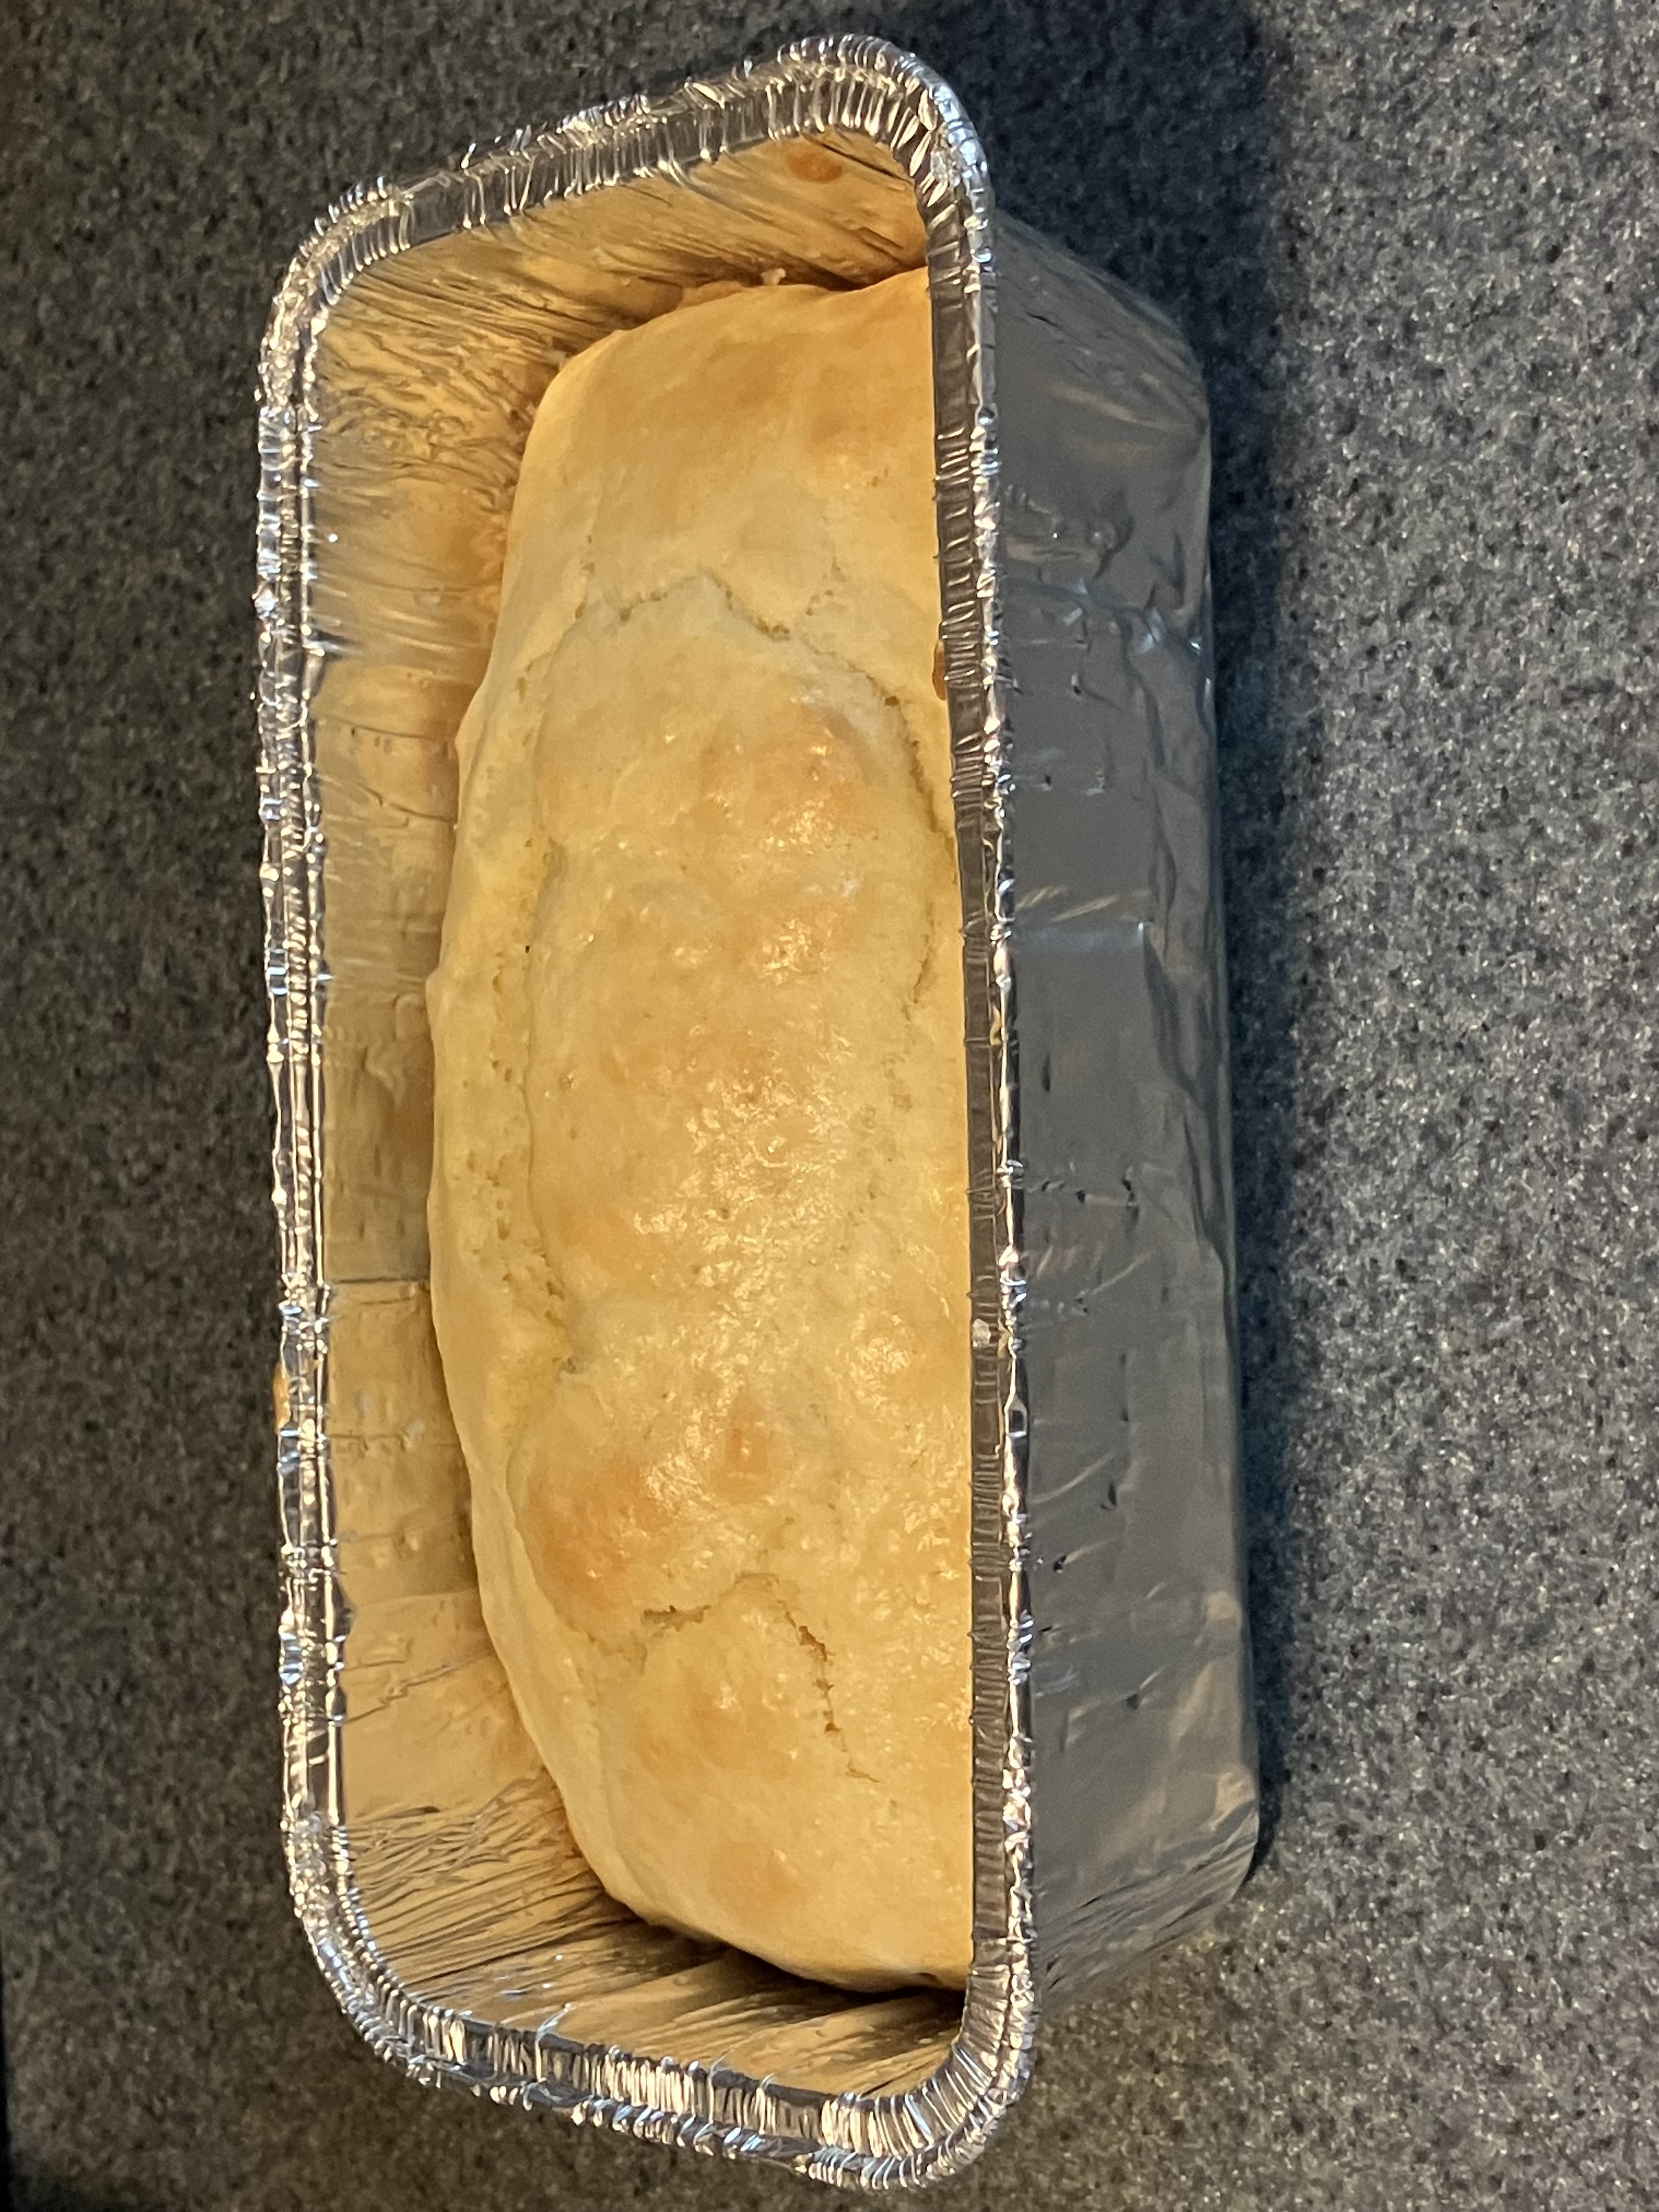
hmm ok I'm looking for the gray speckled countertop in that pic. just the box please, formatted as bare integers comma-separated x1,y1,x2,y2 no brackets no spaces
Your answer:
2,2,1655,2207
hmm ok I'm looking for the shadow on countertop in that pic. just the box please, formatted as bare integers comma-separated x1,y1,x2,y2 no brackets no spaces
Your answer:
8,2177,170,2212
3,1943,163,2212
2,1940,162,2212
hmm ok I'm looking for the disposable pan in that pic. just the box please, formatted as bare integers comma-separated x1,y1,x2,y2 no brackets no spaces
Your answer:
257,32,1257,2189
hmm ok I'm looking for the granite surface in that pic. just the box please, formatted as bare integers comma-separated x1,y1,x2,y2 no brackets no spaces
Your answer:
2,0,1655,2206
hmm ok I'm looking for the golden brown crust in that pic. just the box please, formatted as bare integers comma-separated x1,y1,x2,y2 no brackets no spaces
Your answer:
427,269,972,1988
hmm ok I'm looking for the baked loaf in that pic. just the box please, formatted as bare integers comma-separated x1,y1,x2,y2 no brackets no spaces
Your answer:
426,267,972,1989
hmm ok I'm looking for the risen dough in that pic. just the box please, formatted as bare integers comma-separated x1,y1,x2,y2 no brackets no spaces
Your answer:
426,268,972,1988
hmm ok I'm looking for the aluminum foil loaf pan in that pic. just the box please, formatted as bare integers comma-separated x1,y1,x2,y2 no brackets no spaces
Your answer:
257,33,1256,2191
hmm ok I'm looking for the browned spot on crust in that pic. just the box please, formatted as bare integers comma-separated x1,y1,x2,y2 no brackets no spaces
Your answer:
931,638,948,701
784,139,843,185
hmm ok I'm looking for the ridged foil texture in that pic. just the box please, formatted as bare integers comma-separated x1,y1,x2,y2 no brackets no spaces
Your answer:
257,35,1256,2190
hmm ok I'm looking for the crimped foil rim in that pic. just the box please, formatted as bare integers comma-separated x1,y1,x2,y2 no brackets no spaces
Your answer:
257,32,1034,2190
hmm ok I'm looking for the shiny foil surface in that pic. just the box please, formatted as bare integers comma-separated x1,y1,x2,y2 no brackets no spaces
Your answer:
257,35,1256,2190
